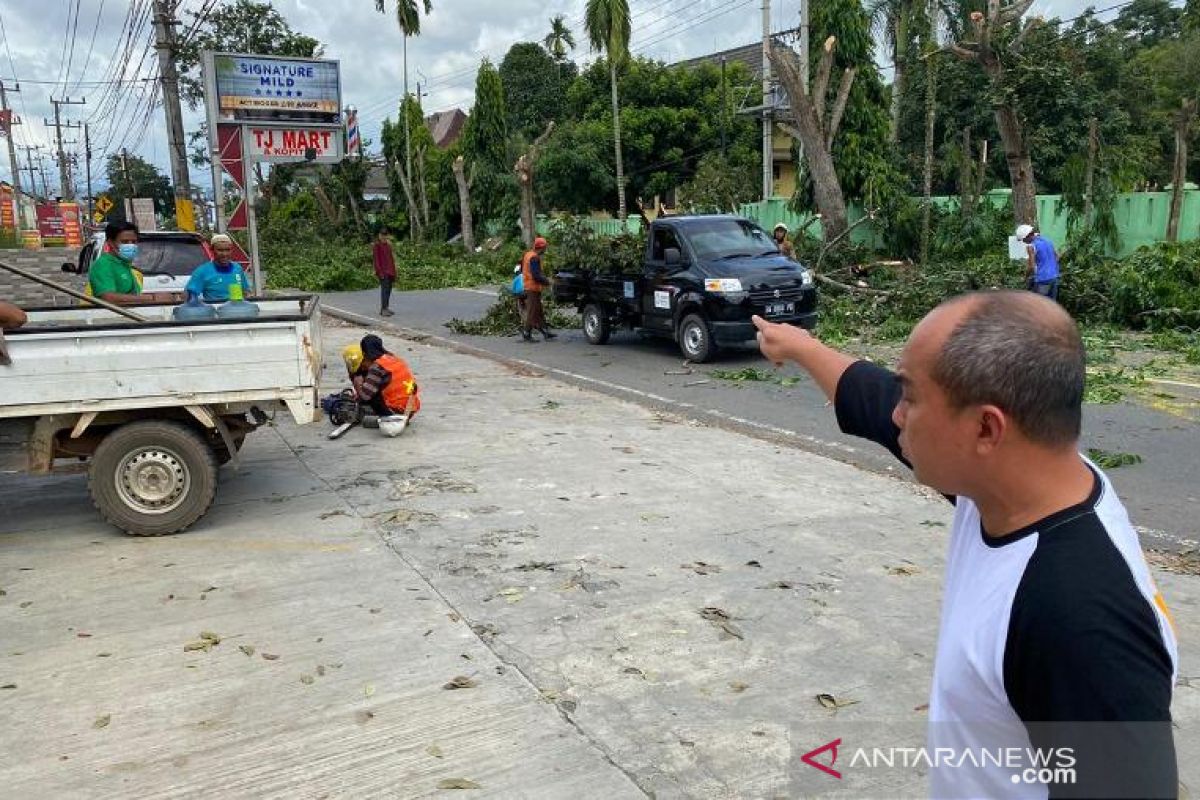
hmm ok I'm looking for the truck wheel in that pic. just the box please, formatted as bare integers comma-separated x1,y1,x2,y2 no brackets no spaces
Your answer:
88,421,218,536
582,303,611,345
678,313,716,363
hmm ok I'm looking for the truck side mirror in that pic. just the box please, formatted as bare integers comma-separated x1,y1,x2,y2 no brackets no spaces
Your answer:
664,247,682,267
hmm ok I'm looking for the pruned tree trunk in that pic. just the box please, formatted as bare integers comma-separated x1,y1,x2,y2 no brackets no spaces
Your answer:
416,145,431,231
1167,99,1196,242
452,155,475,253
312,185,342,225
515,122,557,248
610,61,627,221
950,0,1039,227
995,105,1037,226
769,37,855,244
394,159,423,241
889,12,910,143
959,127,975,216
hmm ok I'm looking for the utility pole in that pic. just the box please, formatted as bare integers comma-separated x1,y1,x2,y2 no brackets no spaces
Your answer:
0,80,23,195
46,96,85,200
761,0,773,201
120,147,136,196
84,123,94,219
152,0,194,231
797,0,809,172
19,144,42,198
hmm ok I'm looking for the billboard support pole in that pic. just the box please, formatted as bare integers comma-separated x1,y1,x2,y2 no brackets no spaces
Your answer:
202,52,224,232
241,126,263,294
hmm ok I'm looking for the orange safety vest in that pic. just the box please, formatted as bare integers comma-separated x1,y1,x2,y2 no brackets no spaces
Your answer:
377,353,421,414
521,250,545,294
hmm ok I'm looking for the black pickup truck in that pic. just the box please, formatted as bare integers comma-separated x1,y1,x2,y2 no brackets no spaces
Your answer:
552,215,817,362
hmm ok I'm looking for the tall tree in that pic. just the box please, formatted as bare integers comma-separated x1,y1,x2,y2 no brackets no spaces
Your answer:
499,43,575,141
461,60,515,228
584,0,631,220
769,37,857,243
103,154,174,219
949,0,1040,226
375,0,433,236
544,15,577,62
868,0,919,141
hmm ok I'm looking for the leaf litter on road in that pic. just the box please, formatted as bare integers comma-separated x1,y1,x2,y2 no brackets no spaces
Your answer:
682,561,721,575
437,778,481,790
93,715,111,729
699,607,744,640
443,675,478,690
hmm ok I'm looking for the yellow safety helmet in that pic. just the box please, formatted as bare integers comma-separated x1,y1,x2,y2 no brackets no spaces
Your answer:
342,343,364,374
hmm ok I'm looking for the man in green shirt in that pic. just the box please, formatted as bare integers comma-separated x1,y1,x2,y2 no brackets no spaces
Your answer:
87,221,173,305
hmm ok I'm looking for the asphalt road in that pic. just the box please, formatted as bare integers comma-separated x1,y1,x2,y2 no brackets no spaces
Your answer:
326,286,1200,550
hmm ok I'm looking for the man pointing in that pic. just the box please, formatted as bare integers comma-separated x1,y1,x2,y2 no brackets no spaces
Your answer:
754,293,1177,798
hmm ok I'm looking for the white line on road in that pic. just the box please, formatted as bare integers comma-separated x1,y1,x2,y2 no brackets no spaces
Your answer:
455,288,497,296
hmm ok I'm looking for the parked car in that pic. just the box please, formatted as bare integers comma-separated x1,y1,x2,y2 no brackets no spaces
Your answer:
552,215,818,362
63,231,213,295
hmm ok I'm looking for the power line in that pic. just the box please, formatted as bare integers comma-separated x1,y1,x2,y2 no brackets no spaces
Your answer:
69,0,108,95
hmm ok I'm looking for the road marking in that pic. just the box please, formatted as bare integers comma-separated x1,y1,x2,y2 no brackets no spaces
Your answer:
455,288,497,296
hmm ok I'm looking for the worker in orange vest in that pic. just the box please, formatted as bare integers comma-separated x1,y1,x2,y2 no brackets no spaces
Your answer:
520,236,556,342
355,334,421,425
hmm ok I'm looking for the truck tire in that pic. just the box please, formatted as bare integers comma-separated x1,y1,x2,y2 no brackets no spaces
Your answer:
678,313,716,363
582,303,611,345
88,421,218,536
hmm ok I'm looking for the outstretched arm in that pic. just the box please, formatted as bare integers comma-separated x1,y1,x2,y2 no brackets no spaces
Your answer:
0,301,27,330
752,315,855,401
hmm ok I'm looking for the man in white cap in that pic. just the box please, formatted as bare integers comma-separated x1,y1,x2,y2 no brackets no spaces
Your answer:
1015,224,1060,301
772,222,795,259
186,233,251,303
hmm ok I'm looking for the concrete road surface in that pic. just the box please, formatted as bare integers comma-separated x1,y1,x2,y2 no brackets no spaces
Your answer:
0,320,1195,798
325,286,1200,553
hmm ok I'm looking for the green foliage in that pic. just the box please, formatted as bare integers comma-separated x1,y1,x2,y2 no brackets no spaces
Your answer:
462,61,509,172
499,43,576,140
584,0,632,63
1086,448,1144,468
678,152,760,213
545,214,643,274
102,154,174,219
1109,242,1200,330
544,15,577,62
559,57,760,215
445,288,576,335
375,0,433,36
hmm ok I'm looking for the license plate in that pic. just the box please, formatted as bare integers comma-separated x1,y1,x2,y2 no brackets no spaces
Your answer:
765,301,794,316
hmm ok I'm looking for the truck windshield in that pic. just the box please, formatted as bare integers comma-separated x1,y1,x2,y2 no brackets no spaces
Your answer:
685,219,777,262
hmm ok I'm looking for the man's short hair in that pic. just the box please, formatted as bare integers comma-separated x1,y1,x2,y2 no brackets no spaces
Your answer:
104,220,139,242
360,334,386,360
931,292,1085,447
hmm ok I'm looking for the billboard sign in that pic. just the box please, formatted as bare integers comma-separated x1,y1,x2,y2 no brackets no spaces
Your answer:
212,54,341,125
246,126,344,164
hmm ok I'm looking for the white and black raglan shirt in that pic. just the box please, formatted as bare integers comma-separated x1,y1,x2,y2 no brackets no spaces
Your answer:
834,360,1180,799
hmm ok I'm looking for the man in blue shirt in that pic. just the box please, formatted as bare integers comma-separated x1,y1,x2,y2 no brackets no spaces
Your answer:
186,234,250,302
1016,224,1060,301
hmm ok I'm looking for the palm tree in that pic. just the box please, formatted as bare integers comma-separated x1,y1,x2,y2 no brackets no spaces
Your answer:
868,0,919,142
375,0,432,235
543,15,576,62
584,0,631,220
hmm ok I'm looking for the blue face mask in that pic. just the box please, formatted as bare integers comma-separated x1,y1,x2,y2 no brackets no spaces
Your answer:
117,243,139,261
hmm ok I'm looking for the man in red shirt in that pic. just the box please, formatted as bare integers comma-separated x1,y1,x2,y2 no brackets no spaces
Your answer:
372,230,397,317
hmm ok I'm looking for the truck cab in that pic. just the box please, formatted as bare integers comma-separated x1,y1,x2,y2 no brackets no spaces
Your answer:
555,215,818,362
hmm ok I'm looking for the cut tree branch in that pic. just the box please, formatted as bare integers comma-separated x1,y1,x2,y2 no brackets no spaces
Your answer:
826,68,857,149
812,36,836,121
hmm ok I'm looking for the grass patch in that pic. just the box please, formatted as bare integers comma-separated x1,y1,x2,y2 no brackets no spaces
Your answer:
1086,448,1143,469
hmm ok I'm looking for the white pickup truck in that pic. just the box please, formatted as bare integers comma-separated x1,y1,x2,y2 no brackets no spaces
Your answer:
0,295,324,535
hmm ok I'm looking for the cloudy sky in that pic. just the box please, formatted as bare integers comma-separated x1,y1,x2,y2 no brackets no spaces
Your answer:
0,0,1112,196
